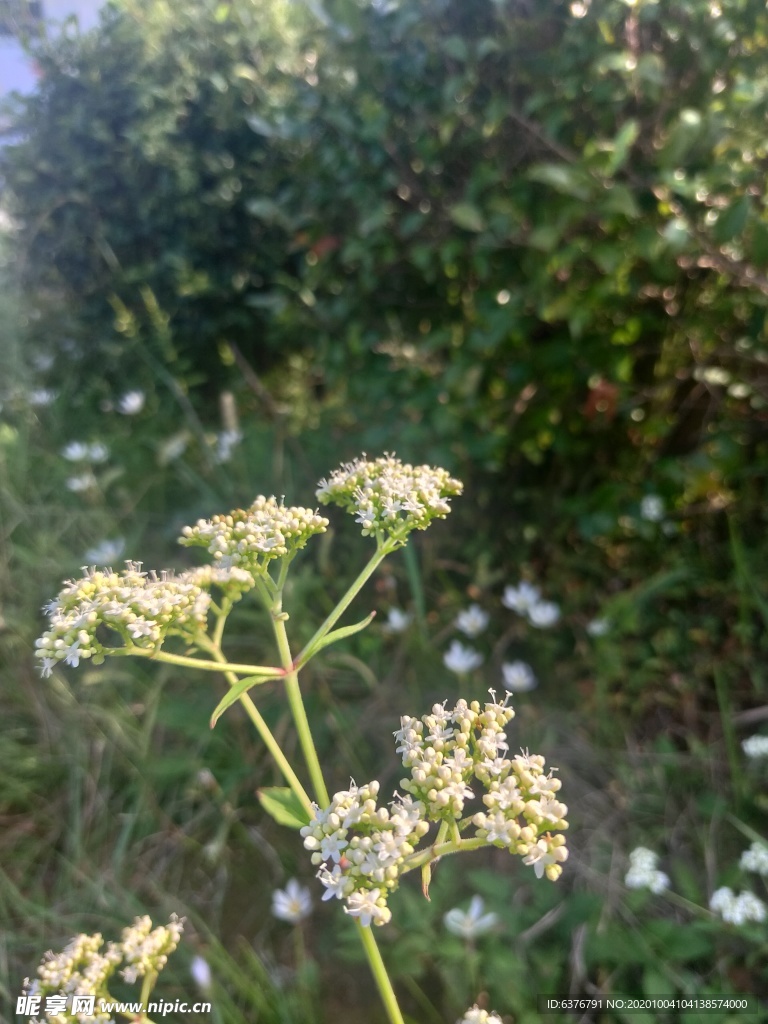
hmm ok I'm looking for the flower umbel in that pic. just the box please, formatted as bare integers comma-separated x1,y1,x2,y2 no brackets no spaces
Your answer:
624,847,670,894
180,496,328,573
317,454,462,544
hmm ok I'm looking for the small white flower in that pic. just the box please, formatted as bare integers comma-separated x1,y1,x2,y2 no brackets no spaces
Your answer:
28,388,57,406
455,603,489,638
383,607,412,634
271,879,312,923
625,847,670,893
710,886,766,925
742,735,768,758
117,390,146,415
740,841,768,876
84,538,126,565
344,887,390,927
640,494,665,522
443,640,483,674
502,581,541,615
215,429,243,463
586,617,609,637
190,955,212,992
66,472,97,493
501,660,536,692
444,895,498,939
528,601,560,628
62,441,91,461
87,442,109,463
457,1006,503,1024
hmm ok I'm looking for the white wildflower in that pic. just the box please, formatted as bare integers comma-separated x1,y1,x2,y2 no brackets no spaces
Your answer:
501,581,541,615
742,735,768,758
586,617,609,637
271,879,312,923
455,603,489,638
444,895,498,939
117,390,146,415
528,601,560,628
84,538,126,565
383,607,412,634
457,1007,504,1024
190,955,212,992
710,887,766,926
66,471,97,492
443,640,483,674
640,494,665,522
739,841,768,876
625,847,670,894
501,661,536,693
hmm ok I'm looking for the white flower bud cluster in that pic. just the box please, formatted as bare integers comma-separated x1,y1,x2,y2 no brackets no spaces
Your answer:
316,454,463,542
179,496,328,571
457,1006,504,1024
300,781,429,927
624,847,670,894
35,563,212,676
23,915,182,1022
709,887,767,926
397,697,569,881
120,914,184,983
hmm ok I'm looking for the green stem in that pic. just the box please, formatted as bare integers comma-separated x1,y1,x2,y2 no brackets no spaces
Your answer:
273,609,329,806
355,922,406,1024
120,647,279,677
400,835,487,875
204,643,313,817
296,544,392,666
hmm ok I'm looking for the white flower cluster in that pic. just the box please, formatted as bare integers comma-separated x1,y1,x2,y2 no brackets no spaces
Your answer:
180,496,329,572
624,847,670,894
742,734,768,758
62,441,109,463
740,841,768,876
709,887,767,926
398,697,569,880
502,581,560,628
301,781,430,927
316,454,463,543
120,914,184,984
22,915,182,1023
457,1006,504,1024
35,563,218,676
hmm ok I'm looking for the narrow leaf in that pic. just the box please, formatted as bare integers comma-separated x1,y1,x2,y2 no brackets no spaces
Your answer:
297,611,376,667
210,673,279,728
258,787,312,829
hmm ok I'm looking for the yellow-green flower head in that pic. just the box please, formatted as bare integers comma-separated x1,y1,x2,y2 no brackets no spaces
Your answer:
179,496,329,571
316,454,463,543
35,563,212,675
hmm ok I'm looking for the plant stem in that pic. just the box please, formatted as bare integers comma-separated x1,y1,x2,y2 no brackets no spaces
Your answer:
296,544,392,666
203,642,314,817
123,647,279,677
399,835,487,875
272,612,329,806
355,922,406,1024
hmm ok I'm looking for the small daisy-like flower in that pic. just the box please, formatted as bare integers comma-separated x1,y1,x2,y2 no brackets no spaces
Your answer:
444,895,498,939
502,582,541,615
586,617,609,637
383,607,412,634
742,735,768,758
528,601,560,628
625,847,670,894
501,660,536,692
118,390,146,415
455,604,489,638
640,494,665,522
66,471,97,492
271,879,312,923
344,887,392,927
443,640,483,674
62,441,91,461
739,841,768,876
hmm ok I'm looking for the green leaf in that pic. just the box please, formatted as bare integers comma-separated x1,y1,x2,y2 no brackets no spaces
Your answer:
713,197,749,244
528,163,592,201
448,202,486,232
209,672,280,728
298,611,376,668
605,119,639,175
257,787,312,829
